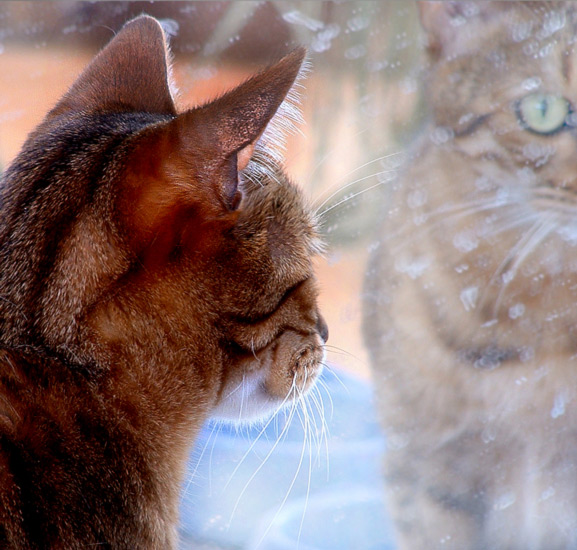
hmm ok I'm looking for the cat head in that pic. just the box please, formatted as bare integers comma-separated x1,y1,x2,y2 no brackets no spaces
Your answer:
411,2,577,351
0,16,327,423
419,1,577,186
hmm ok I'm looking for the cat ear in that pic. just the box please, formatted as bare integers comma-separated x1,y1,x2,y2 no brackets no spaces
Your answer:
120,48,306,259
175,46,307,210
51,15,176,117
418,1,509,60
191,46,307,163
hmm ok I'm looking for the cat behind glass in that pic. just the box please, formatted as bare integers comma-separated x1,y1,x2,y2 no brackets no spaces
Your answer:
0,15,327,549
365,2,577,549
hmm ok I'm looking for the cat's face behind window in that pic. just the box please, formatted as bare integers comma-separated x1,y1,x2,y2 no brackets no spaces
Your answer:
405,2,577,353
363,6,577,549
0,15,327,428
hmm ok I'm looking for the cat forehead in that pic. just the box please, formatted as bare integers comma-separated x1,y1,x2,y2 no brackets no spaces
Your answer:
431,11,577,103
428,3,577,62
239,177,322,252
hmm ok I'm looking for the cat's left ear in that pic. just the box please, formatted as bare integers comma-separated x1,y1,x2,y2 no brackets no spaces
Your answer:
50,15,176,117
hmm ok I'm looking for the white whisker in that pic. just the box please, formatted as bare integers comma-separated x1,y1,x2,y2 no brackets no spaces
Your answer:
323,344,362,362
479,215,544,311
227,383,299,523
388,194,521,255
295,395,313,550
316,173,396,218
238,374,246,424
224,387,295,492
492,214,559,316
483,210,541,240
253,373,311,550
222,379,244,401
322,365,349,394
308,131,400,183
183,420,222,495
313,155,401,213
316,375,335,423
309,384,330,469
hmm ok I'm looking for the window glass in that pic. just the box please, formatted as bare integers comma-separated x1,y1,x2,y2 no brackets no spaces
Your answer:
3,2,571,549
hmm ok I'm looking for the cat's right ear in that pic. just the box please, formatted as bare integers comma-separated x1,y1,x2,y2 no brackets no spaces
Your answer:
418,1,478,59
418,1,509,60
50,15,176,117
174,47,307,210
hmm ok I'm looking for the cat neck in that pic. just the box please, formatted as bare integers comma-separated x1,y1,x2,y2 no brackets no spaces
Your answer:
0,344,190,547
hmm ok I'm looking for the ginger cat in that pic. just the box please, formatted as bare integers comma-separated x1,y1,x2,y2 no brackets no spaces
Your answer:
365,2,577,549
0,15,327,549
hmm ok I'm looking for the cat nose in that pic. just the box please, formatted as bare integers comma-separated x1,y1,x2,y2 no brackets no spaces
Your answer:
316,314,329,343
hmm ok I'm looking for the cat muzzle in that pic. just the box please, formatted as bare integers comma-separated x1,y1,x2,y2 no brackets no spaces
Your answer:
212,328,325,422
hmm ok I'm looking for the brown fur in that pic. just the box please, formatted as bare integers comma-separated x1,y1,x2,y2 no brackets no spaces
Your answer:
365,2,577,549
0,15,327,549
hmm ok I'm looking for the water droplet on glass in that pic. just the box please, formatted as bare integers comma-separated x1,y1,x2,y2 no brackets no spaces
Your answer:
481,424,496,443
430,126,455,145
522,76,542,91
460,286,479,312
551,392,566,419
347,14,370,32
512,20,534,43
453,231,479,253
407,189,427,209
62,24,78,35
508,303,525,319
494,492,516,511
311,24,341,53
519,347,535,362
542,10,566,36
345,44,367,60
394,256,431,280
159,18,179,37
282,10,324,32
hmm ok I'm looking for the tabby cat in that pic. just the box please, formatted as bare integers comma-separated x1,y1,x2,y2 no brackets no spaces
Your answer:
364,2,577,549
0,15,327,549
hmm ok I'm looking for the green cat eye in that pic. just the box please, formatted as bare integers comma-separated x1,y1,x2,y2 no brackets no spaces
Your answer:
517,93,571,134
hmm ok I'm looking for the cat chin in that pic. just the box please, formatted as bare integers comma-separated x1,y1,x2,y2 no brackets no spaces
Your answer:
210,359,325,425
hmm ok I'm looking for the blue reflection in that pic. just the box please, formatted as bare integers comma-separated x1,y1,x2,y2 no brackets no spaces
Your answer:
179,367,391,549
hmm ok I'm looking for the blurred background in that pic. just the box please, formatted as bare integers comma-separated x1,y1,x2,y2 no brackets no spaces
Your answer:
0,0,424,378
0,2,425,548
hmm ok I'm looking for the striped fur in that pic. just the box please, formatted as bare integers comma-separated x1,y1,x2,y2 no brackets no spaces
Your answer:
0,15,326,549
365,3,577,549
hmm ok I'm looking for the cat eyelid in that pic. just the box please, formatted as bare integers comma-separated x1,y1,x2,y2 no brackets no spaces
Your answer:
272,278,308,312
259,279,308,322
233,278,308,325
454,113,491,137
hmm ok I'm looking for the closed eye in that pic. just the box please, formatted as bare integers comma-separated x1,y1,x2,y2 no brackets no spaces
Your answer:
226,277,315,354
232,279,308,325
269,279,307,316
